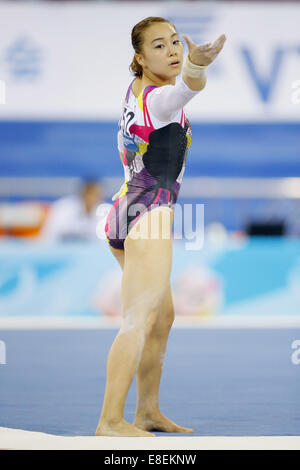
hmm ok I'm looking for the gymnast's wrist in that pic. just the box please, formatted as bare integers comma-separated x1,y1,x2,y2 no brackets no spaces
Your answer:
183,54,207,78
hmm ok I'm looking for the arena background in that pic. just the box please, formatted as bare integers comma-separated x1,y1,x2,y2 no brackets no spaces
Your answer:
0,0,299,449
0,0,299,323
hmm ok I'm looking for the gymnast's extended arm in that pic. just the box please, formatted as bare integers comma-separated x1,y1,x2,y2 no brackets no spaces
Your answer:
148,33,226,122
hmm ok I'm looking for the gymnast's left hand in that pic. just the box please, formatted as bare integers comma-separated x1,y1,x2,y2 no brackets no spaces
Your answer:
181,33,226,67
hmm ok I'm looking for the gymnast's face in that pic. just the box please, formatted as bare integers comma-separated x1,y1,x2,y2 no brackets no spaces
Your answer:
136,22,184,82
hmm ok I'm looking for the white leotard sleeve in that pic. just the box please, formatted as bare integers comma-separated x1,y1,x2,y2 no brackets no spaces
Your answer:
117,77,200,151
147,76,200,122
117,129,123,153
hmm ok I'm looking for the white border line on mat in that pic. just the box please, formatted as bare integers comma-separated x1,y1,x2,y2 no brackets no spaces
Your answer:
0,427,300,450
0,315,300,330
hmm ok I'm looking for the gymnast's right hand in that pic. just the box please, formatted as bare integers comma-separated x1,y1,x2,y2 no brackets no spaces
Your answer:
181,33,226,67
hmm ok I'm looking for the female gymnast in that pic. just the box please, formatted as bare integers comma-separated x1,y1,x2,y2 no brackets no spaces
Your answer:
96,16,226,437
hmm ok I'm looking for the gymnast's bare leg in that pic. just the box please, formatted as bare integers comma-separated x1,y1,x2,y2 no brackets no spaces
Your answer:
133,281,193,433
96,207,193,436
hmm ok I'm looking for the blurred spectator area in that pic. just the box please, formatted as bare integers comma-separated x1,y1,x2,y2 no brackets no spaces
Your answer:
1,176,300,238
0,178,105,239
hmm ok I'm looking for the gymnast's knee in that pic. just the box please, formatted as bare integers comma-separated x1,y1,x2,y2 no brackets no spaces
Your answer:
120,306,159,337
152,307,175,337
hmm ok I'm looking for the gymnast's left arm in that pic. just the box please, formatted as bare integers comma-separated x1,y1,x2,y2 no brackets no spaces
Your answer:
147,33,226,122
147,78,202,122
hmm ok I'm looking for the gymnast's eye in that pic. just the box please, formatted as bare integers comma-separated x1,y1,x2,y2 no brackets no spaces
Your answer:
155,40,180,49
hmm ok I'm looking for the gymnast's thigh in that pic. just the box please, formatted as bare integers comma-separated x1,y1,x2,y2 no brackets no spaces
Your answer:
122,207,174,312
108,244,125,271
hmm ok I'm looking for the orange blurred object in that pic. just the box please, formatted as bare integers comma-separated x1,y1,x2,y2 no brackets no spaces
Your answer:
0,202,51,238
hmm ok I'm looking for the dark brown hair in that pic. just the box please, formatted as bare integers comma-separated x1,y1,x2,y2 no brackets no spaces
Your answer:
129,16,177,78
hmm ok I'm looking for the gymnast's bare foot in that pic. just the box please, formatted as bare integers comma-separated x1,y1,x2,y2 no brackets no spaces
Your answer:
133,410,194,433
95,418,155,437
